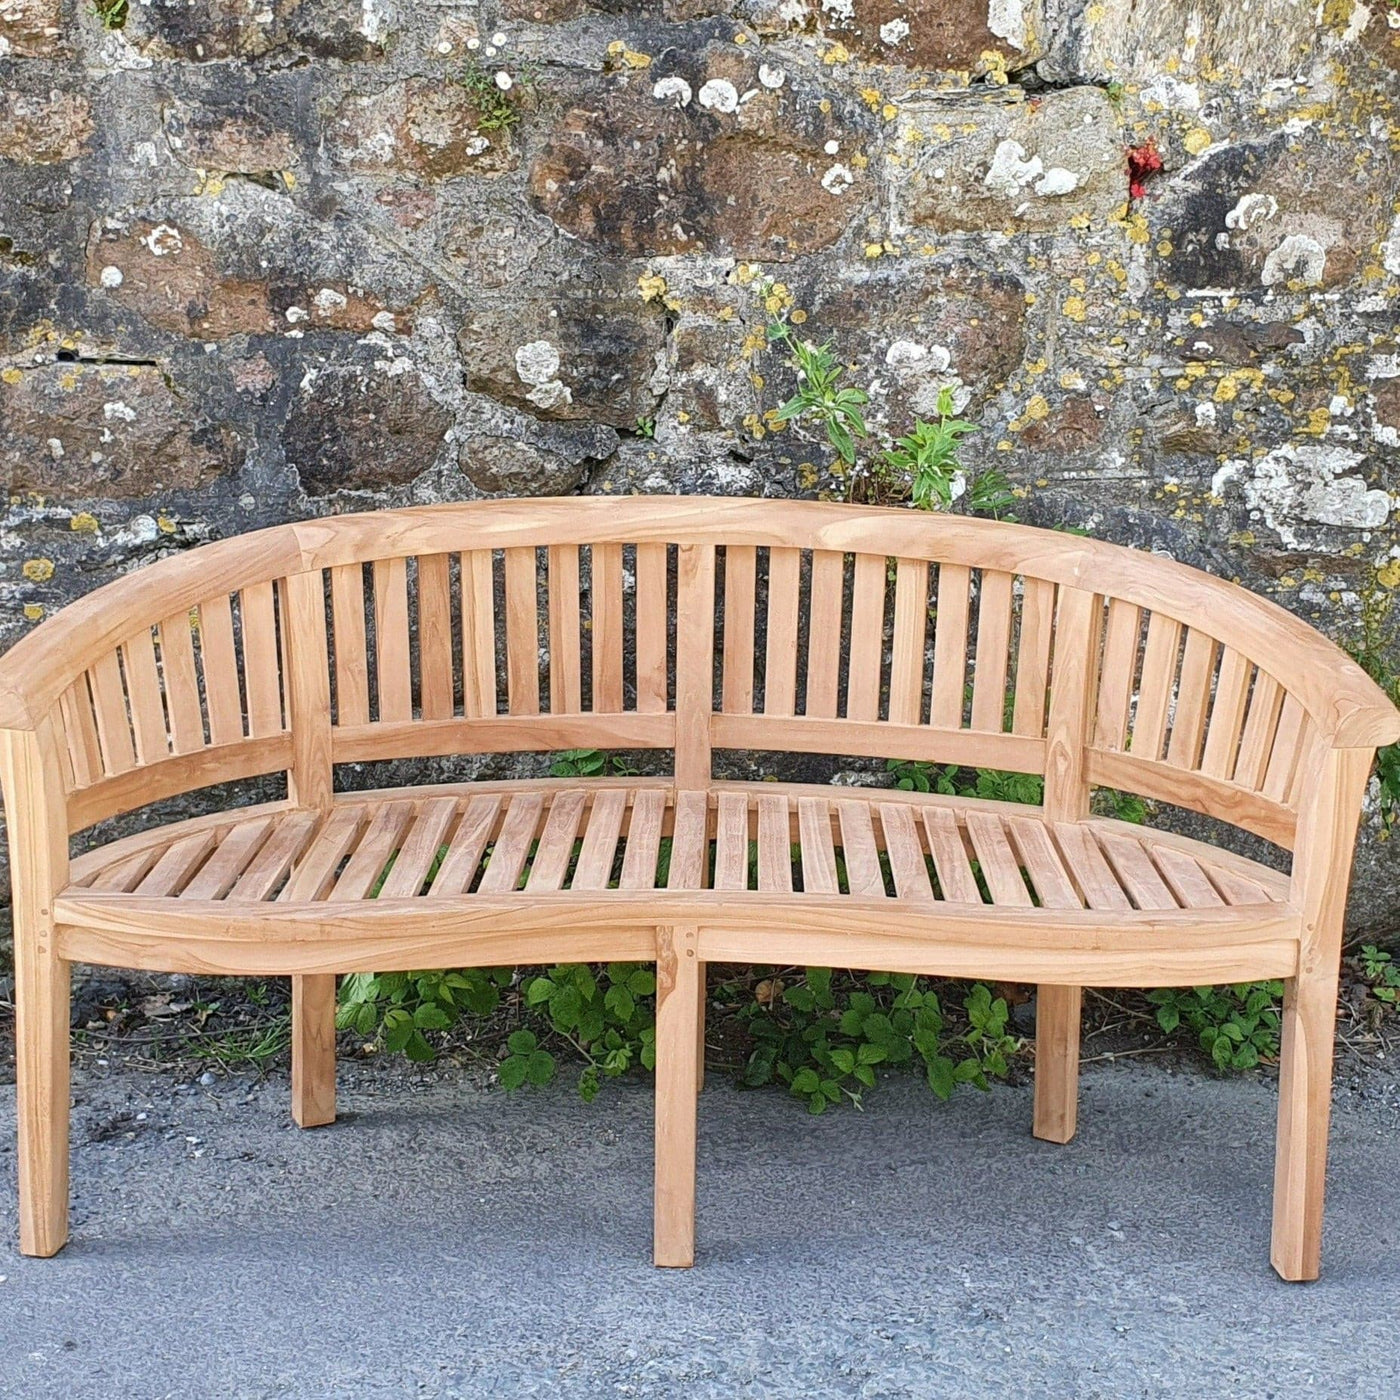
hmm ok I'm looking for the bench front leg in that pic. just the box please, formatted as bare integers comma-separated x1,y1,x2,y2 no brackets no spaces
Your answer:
654,924,700,1267
16,939,70,1257
1033,984,1081,1143
291,974,338,1128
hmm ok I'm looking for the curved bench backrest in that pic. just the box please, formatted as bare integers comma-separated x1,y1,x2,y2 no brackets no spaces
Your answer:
1,499,1393,853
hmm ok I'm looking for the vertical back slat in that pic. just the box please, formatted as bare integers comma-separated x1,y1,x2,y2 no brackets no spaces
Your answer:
763,547,801,717
158,612,204,753
1011,577,1056,738
122,627,168,764
722,545,756,714
1233,670,1283,790
198,594,244,744
889,558,929,726
58,680,102,788
373,558,412,723
1200,648,1252,779
1130,612,1182,760
1165,628,1216,768
330,564,370,727
804,550,844,719
1092,598,1140,751
1262,694,1306,801
591,542,624,712
846,553,885,721
548,544,582,714
461,549,497,718
930,564,971,728
970,570,1014,733
89,651,135,774
503,546,540,717
675,544,716,789
417,553,454,722
240,581,283,737
635,542,669,714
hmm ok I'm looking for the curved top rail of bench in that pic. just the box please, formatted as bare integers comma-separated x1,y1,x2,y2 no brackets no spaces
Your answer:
0,496,1395,749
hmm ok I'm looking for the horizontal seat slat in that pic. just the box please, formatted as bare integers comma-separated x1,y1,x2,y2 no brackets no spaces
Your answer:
570,789,627,891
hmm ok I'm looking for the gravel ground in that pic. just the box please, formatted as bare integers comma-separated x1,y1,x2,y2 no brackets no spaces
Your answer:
2,1056,1400,1399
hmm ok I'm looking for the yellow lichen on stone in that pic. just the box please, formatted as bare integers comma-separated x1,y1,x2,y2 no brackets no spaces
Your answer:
1302,406,1332,436
1378,559,1400,589
637,272,668,303
859,88,882,110
22,558,55,582
823,42,851,65
69,512,100,533
1062,296,1087,322
23,603,43,621
1025,394,1051,421
0,368,22,385
157,514,178,534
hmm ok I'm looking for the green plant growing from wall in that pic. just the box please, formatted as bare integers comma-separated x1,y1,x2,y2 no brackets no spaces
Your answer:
457,59,533,131
93,0,127,27
763,296,869,466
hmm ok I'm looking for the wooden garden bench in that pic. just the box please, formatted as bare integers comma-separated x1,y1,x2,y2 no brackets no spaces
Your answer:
2,497,1395,1280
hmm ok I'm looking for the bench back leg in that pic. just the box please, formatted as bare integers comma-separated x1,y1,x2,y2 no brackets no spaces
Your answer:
654,925,701,1267
1271,745,1371,1281
1033,984,1081,1144
1271,972,1337,1281
291,974,338,1128
16,941,70,1257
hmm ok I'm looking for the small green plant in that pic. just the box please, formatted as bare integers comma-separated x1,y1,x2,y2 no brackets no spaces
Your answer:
498,1029,557,1089
93,0,128,27
884,389,979,511
524,962,657,1100
338,969,509,1061
1360,944,1400,1006
635,416,656,439
1146,981,1284,1071
765,300,869,466
457,59,531,132
550,747,636,778
885,757,1042,806
741,968,1018,1112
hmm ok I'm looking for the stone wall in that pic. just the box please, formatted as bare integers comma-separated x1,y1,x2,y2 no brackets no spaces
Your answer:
1,0,1398,930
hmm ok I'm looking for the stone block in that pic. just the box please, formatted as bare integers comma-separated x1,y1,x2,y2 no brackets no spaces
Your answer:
0,362,242,498
892,87,1125,234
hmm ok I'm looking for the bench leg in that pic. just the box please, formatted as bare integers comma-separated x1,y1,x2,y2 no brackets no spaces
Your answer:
291,974,337,1128
1271,972,1337,1282
15,939,70,1257
654,925,699,1268
1033,984,1080,1144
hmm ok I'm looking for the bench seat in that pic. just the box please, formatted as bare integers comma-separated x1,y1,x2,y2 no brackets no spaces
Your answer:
58,781,1296,986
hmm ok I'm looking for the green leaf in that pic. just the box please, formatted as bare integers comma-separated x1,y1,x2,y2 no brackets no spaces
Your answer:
526,1050,556,1086
498,1055,528,1090
413,1003,452,1031
604,985,635,1022
926,1056,956,1100
404,1030,436,1063
507,1028,538,1055
525,976,555,1006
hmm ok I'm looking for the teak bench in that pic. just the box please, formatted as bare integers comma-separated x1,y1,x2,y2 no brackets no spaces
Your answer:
2,497,1396,1280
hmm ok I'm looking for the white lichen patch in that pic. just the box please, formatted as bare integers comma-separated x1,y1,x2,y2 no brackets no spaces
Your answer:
1034,167,1079,196
1225,193,1277,231
820,0,855,21
1381,214,1400,277
1213,443,1389,549
987,0,1026,49
758,65,786,89
698,79,739,114
652,76,692,106
879,18,909,45
99,265,124,288
140,224,183,257
515,340,571,410
1261,233,1326,287
984,140,1042,198
102,400,137,422
821,163,854,195
313,287,348,314
885,340,951,373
